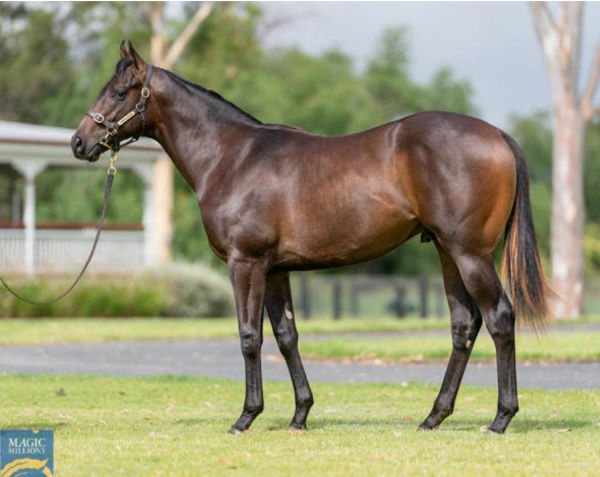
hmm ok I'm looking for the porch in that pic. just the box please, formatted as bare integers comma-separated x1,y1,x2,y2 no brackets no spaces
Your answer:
0,120,166,275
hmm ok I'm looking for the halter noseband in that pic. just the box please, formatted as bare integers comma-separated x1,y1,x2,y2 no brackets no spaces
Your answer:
86,64,153,152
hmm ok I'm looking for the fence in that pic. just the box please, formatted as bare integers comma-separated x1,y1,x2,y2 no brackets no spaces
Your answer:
0,227,145,275
289,273,447,320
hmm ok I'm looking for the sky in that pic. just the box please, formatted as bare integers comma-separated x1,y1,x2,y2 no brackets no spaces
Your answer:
259,1,600,128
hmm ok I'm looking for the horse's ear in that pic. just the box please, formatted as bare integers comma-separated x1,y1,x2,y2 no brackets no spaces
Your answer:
120,40,128,60
127,41,146,70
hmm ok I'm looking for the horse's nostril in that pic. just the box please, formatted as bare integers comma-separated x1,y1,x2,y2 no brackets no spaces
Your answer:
72,135,85,155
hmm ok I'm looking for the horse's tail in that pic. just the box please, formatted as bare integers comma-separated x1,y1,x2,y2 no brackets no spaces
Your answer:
500,132,552,330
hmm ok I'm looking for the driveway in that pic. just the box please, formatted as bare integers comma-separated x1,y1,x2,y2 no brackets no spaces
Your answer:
0,336,597,390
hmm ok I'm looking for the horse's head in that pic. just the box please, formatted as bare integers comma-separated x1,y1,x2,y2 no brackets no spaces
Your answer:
72,41,153,162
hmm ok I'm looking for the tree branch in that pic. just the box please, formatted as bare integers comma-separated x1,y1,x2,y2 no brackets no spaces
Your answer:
163,1,214,69
530,2,567,98
530,2,556,39
580,45,600,120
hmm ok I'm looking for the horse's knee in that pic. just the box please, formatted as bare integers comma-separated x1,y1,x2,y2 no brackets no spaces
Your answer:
486,298,515,345
240,329,262,359
449,306,481,351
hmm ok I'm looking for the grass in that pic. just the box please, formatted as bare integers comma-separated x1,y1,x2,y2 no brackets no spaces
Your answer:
299,330,600,363
1,374,598,476
0,317,453,345
0,316,598,346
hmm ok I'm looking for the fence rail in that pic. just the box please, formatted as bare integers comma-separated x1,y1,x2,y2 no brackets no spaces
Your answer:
0,228,145,274
290,273,447,320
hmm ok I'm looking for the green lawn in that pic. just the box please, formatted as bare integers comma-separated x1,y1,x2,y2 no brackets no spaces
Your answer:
299,330,600,363
0,316,598,346
1,374,597,476
0,317,452,345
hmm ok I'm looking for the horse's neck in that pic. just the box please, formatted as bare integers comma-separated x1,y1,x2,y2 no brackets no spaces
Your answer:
150,73,258,193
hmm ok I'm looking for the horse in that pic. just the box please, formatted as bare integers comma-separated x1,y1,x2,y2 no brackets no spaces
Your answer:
72,42,551,435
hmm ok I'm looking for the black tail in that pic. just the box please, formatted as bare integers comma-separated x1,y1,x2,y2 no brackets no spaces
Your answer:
501,132,552,330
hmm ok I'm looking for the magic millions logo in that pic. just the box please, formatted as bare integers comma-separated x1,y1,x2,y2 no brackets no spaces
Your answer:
0,430,53,477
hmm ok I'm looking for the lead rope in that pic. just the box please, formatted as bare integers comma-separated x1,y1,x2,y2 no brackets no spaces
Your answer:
0,152,118,305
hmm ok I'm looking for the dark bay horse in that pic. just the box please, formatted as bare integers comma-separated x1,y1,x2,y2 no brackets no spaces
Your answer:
72,43,550,435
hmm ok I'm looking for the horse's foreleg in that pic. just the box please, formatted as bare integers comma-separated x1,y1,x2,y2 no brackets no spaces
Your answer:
265,272,314,430
228,256,268,434
419,246,482,430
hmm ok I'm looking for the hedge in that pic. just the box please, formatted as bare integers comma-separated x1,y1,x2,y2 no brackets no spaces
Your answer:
0,263,235,318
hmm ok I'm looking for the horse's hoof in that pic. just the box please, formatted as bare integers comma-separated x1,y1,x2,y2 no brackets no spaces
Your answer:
228,426,243,435
417,421,437,431
485,427,504,435
289,423,307,431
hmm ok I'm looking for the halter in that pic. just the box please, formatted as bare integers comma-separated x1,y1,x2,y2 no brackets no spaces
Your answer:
86,64,153,152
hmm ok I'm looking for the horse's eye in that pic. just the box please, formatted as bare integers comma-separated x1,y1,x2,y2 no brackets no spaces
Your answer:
113,88,127,100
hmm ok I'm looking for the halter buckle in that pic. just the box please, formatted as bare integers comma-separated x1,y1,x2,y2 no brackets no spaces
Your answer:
141,87,150,99
93,113,105,124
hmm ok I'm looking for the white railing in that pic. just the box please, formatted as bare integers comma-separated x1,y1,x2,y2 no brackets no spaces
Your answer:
0,228,145,274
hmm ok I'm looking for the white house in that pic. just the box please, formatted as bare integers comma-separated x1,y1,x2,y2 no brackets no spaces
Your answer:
0,120,166,276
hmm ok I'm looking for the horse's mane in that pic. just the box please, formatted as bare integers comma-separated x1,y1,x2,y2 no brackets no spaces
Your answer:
162,68,263,126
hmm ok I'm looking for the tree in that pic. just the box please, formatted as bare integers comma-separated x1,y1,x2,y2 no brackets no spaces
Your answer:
0,7,74,124
531,2,600,317
143,1,215,264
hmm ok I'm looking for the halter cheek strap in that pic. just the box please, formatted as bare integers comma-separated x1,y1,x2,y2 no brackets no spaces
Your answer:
86,64,153,152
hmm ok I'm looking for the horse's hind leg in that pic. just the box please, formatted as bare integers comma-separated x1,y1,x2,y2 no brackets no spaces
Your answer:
265,272,314,430
419,246,483,430
453,252,518,434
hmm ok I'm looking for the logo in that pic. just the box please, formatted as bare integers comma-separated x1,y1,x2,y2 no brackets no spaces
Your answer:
0,430,53,477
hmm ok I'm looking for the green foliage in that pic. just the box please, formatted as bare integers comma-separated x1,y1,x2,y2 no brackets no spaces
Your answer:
0,7,74,124
0,276,163,318
36,168,143,224
584,119,600,224
0,265,234,318
144,262,235,318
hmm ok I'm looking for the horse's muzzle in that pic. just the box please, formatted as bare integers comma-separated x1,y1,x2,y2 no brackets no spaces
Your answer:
71,134,103,162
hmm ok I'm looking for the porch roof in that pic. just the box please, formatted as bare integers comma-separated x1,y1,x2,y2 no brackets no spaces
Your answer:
0,120,162,167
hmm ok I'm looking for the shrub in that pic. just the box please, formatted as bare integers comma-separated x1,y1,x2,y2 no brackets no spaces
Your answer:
145,262,235,318
0,262,234,318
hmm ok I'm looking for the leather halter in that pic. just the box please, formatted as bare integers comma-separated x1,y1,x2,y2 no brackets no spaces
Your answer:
86,64,153,152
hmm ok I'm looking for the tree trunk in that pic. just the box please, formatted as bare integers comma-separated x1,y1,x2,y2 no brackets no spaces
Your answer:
144,1,214,264
550,95,585,317
530,2,593,318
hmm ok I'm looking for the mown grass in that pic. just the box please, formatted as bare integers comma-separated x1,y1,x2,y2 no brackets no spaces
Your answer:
299,330,600,363
1,374,598,476
0,317,453,345
0,316,598,347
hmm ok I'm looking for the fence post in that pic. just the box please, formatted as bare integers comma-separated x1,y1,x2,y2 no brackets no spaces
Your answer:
394,282,407,318
299,275,311,320
419,275,429,318
436,282,446,317
332,279,342,320
350,278,359,316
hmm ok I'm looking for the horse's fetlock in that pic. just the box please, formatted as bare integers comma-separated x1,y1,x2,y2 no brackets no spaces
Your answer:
246,402,264,417
297,393,314,410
